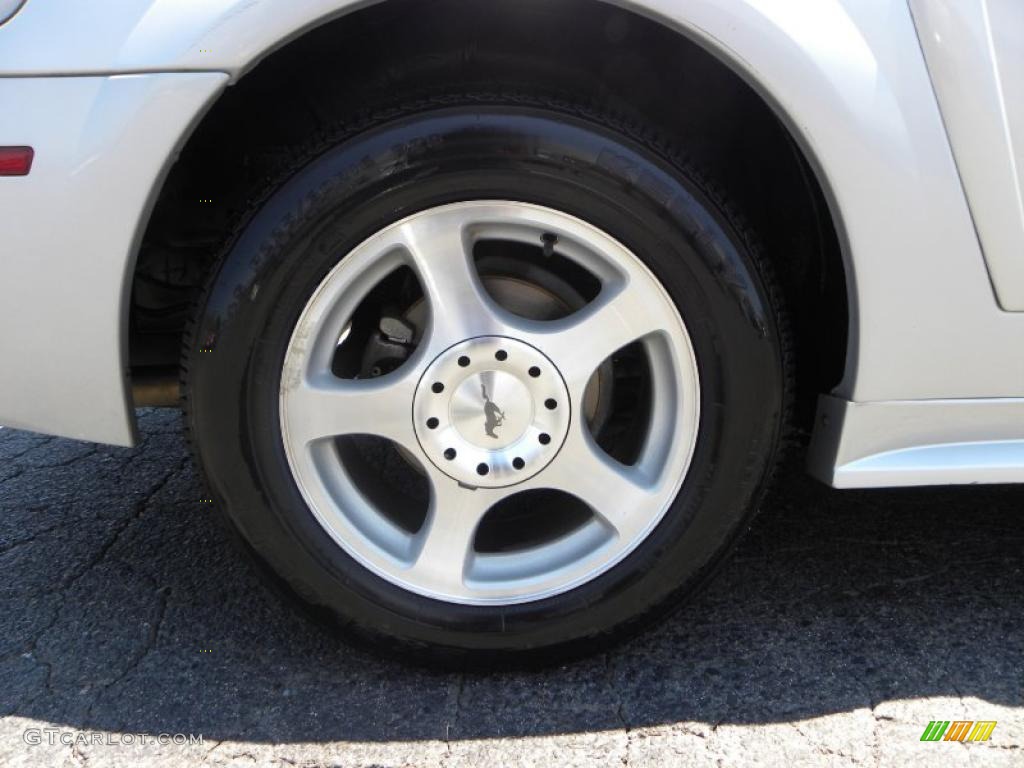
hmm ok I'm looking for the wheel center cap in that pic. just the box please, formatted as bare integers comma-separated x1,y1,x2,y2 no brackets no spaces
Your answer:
450,370,532,449
413,337,571,488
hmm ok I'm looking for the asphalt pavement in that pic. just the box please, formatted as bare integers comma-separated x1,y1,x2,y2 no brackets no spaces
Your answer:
1,410,1022,767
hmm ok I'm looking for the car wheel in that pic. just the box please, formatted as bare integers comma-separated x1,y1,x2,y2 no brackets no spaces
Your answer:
182,93,790,664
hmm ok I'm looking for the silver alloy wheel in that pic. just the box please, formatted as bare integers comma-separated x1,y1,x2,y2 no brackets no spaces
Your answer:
279,201,700,605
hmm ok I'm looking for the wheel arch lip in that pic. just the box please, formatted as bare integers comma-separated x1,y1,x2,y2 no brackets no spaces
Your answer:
8,0,985,452
0,72,228,445
131,0,920,403
121,0,862,371
3,0,863,372
0,0,27,28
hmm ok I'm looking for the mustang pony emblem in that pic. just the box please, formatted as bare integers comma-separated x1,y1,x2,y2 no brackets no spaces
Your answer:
481,383,506,439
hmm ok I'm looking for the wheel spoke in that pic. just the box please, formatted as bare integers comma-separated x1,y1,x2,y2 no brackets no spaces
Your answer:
532,423,659,542
281,371,418,451
527,278,663,397
404,473,494,595
396,212,507,345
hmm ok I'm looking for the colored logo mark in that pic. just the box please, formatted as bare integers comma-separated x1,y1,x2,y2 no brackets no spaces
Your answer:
920,721,997,742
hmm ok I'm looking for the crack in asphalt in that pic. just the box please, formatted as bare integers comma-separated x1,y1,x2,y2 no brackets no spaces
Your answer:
9,453,187,716
605,651,633,766
444,672,464,755
0,436,57,463
54,455,187,593
84,585,171,728
1,413,1023,766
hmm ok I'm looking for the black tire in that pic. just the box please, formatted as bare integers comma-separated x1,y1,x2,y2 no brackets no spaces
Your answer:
182,92,790,665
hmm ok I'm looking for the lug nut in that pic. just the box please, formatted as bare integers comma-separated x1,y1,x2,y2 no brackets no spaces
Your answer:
539,433,551,445
476,463,490,476
458,356,471,367
529,366,541,378
545,398,557,410
512,457,525,470
432,382,444,394
426,417,439,429
444,448,457,460
495,350,508,361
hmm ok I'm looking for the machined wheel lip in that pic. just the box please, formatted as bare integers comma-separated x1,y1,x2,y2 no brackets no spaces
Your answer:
279,200,701,605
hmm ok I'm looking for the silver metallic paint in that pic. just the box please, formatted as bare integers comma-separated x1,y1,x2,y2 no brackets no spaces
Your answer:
0,0,26,27
0,74,227,444
909,0,1024,311
809,396,1024,488
1,1,1022,486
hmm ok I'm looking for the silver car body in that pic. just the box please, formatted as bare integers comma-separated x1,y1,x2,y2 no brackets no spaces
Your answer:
1,0,1022,489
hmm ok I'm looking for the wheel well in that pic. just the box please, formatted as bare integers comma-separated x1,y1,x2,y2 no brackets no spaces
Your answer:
132,0,847,434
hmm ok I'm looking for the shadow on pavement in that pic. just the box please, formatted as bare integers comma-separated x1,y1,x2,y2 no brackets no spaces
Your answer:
1,410,1021,742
